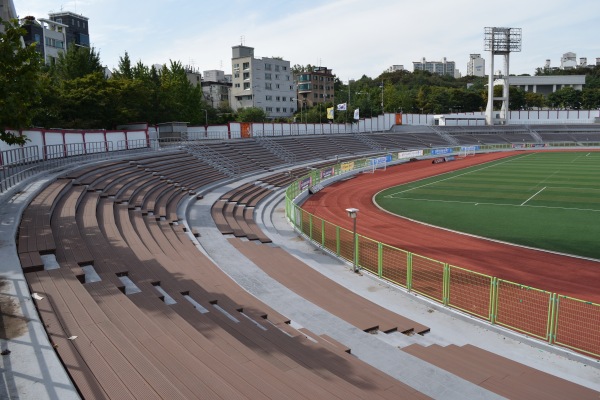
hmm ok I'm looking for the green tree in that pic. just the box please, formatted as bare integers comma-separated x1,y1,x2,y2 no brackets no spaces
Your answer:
0,18,42,145
52,44,103,80
114,51,133,79
547,87,582,109
236,107,267,122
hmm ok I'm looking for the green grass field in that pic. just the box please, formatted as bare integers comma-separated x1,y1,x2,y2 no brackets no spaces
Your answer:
375,152,600,259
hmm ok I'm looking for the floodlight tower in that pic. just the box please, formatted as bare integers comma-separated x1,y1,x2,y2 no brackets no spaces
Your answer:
484,27,522,125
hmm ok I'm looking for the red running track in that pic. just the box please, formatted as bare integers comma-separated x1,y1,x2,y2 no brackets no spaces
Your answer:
302,151,600,304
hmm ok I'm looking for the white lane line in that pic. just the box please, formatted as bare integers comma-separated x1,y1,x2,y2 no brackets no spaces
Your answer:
521,186,546,206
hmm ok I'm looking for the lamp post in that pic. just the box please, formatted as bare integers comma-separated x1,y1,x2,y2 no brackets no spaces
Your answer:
203,109,208,127
345,208,359,273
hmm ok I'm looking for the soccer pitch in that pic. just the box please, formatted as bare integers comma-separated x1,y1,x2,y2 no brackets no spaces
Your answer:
374,152,600,260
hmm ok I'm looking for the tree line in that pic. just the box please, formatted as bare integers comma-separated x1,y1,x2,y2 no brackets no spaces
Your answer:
3,17,600,145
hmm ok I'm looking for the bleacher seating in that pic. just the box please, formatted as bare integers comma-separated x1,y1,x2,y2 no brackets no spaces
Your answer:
18,150,431,399
15,127,600,399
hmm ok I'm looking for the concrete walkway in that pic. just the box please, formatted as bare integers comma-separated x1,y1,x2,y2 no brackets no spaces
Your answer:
0,176,80,400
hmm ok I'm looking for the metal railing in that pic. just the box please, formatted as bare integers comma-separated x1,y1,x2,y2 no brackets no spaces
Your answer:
0,140,153,194
255,135,297,164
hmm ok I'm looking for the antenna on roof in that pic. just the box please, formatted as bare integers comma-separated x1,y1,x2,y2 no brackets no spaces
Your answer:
240,36,245,46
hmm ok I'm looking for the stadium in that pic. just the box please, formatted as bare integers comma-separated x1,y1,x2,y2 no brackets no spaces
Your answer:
1,115,600,399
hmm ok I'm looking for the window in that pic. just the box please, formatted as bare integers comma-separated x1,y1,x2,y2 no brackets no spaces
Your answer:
234,63,239,68
234,83,240,88
286,75,290,81
243,82,250,90
314,93,318,98
282,97,286,101
266,107,273,112
276,96,280,101
234,72,240,78
266,95,272,101
290,85,294,90
283,66,287,71
275,74,280,80
56,18,62,23
34,34,41,43
265,73,271,80
265,63,272,70
243,72,250,80
243,62,250,70
283,108,287,112
265,83,272,90
275,65,280,72
275,84,280,89
276,108,280,112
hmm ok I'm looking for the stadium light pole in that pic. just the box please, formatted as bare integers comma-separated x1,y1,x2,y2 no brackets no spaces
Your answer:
346,208,359,273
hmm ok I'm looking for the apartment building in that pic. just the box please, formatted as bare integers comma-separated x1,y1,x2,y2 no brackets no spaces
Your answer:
294,66,335,109
230,45,296,119
49,11,89,48
413,57,456,77
467,54,485,77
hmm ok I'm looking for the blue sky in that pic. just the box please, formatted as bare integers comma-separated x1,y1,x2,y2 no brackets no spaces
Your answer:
18,0,600,80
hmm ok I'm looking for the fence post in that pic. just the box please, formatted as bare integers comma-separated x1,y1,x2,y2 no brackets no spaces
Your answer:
354,234,359,270
443,263,449,306
407,252,413,291
321,219,325,247
309,214,313,241
335,226,340,256
548,293,558,344
377,242,383,278
491,277,499,325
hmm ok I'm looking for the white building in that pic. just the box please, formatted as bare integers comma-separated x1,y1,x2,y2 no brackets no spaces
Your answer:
413,57,455,77
230,45,296,119
386,65,404,73
497,75,585,96
467,54,485,77
560,52,577,69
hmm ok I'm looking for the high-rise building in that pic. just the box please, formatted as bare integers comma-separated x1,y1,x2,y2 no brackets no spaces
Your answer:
22,16,68,65
413,57,455,77
294,66,335,109
49,11,89,48
466,54,485,77
230,45,295,119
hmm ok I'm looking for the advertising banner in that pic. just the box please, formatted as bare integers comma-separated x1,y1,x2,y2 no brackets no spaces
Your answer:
341,161,355,172
431,148,453,155
398,150,423,159
298,177,312,192
320,167,334,180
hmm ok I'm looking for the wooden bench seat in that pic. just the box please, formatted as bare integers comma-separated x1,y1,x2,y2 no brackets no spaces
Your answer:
230,238,430,335
402,343,599,400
